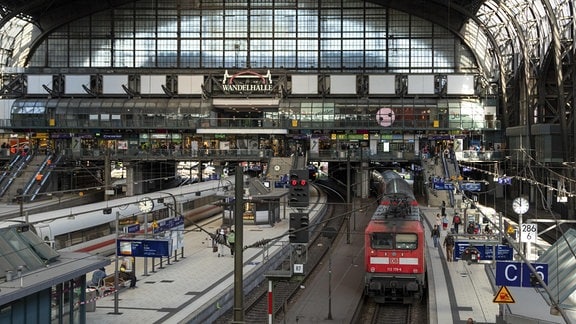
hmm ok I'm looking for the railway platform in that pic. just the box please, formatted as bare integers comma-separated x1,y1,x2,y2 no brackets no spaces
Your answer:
422,204,499,324
85,190,327,324
422,202,576,324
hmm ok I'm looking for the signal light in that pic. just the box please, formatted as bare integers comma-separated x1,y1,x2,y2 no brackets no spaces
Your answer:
288,170,309,208
289,212,309,243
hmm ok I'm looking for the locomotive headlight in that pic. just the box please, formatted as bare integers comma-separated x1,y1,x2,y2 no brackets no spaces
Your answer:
370,267,376,273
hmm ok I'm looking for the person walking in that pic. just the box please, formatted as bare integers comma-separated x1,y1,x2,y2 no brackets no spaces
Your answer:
216,228,227,257
443,234,455,262
452,213,462,233
227,229,236,256
435,213,442,227
431,225,440,248
440,200,446,217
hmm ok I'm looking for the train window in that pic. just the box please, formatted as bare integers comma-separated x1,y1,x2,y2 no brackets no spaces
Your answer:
371,233,393,249
396,233,417,250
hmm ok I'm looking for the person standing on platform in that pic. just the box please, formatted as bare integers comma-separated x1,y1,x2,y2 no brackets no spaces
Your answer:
431,225,440,248
443,234,455,262
452,213,462,233
467,222,475,234
440,200,446,217
435,214,442,227
442,214,449,230
227,229,235,256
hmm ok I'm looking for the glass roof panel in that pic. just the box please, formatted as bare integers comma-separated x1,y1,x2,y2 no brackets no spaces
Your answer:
537,228,576,308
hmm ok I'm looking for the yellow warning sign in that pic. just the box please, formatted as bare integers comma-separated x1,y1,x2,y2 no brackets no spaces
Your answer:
493,286,515,303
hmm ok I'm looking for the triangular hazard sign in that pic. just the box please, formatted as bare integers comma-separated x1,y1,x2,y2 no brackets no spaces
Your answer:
493,286,515,303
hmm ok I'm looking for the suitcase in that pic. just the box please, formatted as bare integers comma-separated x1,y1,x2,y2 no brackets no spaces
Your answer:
213,245,218,253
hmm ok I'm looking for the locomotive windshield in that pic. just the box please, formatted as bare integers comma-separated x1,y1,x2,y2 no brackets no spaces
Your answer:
371,232,417,250
371,233,393,249
395,233,417,250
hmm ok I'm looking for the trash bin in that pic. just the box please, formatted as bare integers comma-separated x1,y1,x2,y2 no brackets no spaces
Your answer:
85,288,97,312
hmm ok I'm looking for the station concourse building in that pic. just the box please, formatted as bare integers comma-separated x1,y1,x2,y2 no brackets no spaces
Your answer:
0,0,576,323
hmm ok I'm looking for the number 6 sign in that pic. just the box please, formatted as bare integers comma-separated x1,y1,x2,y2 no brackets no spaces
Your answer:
520,223,537,243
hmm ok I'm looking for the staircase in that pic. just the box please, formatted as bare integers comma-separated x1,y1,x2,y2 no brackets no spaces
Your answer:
265,156,295,181
422,158,452,208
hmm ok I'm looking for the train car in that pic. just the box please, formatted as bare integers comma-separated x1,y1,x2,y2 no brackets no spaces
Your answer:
371,169,411,202
0,180,228,251
364,172,426,304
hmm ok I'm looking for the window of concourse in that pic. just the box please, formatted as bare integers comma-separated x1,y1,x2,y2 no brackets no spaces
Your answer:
28,1,474,73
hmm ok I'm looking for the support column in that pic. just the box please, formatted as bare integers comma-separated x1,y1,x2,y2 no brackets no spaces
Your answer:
124,162,143,196
356,162,370,199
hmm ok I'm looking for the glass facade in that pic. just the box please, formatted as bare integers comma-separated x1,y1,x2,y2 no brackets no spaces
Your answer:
28,0,477,73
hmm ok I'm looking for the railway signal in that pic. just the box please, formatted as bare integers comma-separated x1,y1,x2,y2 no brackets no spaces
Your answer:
288,170,309,208
289,212,309,243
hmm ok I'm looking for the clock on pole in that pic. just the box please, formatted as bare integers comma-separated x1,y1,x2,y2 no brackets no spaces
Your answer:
512,197,529,214
512,196,530,251
139,197,154,213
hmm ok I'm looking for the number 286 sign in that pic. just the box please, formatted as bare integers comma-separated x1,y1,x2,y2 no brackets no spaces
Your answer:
520,223,537,243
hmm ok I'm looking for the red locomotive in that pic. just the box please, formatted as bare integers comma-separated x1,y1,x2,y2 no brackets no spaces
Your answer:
365,170,426,304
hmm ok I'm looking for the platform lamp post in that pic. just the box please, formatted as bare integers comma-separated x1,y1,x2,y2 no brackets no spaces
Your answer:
232,166,245,323
157,192,182,259
346,149,351,244
111,211,122,315
16,188,24,220
322,227,338,321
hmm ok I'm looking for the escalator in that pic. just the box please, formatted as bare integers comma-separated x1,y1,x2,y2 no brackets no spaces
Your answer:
0,153,33,198
23,155,61,202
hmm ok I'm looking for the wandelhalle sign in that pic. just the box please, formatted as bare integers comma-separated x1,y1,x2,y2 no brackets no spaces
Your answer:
221,70,273,94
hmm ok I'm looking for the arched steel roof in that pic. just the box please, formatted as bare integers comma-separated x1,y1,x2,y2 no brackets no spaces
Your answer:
0,0,574,139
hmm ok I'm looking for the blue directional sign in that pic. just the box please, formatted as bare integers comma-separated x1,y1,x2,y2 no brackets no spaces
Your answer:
125,224,140,233
496,261,548,287
497,177,512,185
454,242,514,261
459,182,482,192
153,216,185,234
434,182,454,190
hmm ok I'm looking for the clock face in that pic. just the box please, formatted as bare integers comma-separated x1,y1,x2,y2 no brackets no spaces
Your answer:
376,108,395,127
273,165,281,171
139,198,154,213
512,197,529,214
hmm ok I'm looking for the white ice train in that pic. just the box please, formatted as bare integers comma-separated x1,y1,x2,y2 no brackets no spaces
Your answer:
1,180,231,253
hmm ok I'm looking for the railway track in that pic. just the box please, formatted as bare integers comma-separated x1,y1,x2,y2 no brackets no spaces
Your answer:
360,298,427,324
214,188,347,323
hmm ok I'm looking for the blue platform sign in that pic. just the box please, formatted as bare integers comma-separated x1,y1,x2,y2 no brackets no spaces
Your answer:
117,238,171,258
434,182,454,190
454,242,514,261
497,177,512,185
496,261,548,287
153,216,184,234
125,224,140,233
459,182,482,192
